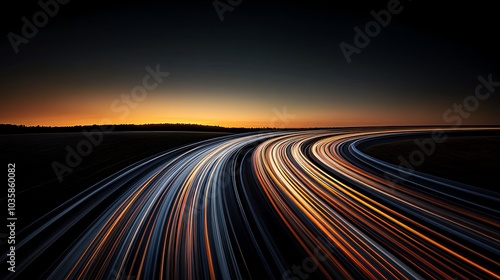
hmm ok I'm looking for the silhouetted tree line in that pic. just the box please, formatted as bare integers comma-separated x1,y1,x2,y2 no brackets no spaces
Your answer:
0,123,268,134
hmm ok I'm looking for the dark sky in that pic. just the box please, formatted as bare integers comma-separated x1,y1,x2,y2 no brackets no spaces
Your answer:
1,0,499,127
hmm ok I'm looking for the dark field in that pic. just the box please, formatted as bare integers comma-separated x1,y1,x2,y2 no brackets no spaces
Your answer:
363,136,500,191
1,131,229,229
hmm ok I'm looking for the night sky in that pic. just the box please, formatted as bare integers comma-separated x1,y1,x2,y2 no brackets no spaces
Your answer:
1,0,499,127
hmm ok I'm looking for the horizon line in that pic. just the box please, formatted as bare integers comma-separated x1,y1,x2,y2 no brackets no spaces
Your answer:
2,122,500,130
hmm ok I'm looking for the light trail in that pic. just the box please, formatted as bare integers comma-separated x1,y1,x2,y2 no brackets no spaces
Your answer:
1,128,498,279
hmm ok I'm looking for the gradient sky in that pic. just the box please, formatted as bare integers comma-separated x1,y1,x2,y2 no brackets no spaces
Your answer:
1,0,499,127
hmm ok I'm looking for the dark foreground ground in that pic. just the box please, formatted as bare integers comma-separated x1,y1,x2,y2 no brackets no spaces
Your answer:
0,131,230,230
363,135,500,191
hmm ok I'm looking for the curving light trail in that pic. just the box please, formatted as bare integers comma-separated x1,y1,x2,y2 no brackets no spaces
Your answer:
1,128,499,279
254,129,499,279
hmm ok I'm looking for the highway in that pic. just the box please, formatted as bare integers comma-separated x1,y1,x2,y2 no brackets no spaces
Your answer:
2,129,499,279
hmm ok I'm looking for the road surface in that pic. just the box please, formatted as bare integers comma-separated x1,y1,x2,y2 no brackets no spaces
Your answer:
2,128,499,279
